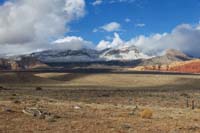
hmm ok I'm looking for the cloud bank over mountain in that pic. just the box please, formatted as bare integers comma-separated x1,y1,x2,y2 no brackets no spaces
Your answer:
97,24,200,57
0,0,86,55
52,36,94,50
0,0,199,58
134,24,200,57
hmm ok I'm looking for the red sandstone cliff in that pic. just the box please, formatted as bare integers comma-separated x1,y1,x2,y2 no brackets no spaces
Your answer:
133,59,200,74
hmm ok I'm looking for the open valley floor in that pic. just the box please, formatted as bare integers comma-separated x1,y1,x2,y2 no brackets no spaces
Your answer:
0,71,200,133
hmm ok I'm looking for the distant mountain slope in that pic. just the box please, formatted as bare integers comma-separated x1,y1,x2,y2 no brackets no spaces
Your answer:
165,49,191,60
0,57,48,70
138,49,191,66
29,46,149,63
17,57,49,69
0,59,19,70
132,49,199,73
100,46,149,60
169,59,200,73
133,59,200,74
0,47,197,72
30,49,101,62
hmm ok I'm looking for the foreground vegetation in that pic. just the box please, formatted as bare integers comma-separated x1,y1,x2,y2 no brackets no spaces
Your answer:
0,71,200,132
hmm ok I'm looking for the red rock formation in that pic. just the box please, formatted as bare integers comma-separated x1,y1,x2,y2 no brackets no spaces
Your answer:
169,60,200,73
133,59,200,74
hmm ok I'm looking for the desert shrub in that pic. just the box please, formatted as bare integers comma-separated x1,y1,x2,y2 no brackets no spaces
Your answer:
180,93,190,98
12,93,17,96
36,87,42,91
140,108,153,119
13,100,21,104
0,86,6,90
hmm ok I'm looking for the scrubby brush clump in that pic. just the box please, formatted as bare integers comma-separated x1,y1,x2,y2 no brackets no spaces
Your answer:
140,108,153,119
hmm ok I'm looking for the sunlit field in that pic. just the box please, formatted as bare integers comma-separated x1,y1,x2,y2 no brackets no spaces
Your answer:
0,71,200,132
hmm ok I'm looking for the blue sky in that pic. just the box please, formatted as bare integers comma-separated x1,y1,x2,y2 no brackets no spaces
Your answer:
0,0,200,56
68,0,200,43
0,0,200,43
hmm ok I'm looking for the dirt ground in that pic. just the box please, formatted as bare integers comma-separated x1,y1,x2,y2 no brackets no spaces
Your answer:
0,72,200,133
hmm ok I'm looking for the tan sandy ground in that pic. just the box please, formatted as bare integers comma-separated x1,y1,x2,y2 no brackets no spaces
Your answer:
0,72,200,132
1,98,200,133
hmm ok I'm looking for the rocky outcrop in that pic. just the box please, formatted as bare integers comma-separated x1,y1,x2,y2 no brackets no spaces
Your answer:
169,59,200,73
133,59,200,74
17,57,49,70
0,57,48,70
139,49,191,66
0,59,20,70
165,49,191,60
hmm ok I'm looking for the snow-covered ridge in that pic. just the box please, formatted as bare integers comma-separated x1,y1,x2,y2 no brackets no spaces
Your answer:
100,45,149,61
28,45,150,63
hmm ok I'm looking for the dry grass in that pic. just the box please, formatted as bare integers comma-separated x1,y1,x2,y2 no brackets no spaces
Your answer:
34,73,68,78
32,72,200,88
0,72,199,89
1,98,200,133
0,72,200,132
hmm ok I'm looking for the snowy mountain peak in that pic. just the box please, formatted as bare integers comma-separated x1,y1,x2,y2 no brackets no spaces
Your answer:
100,45,150,61
26,45,150,63
30,48,101,63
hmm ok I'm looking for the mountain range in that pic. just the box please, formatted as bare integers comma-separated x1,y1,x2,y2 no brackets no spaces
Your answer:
29,45,149,63
0,45,199,73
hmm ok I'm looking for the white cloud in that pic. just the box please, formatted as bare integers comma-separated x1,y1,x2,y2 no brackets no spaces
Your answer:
65,0,86,20
53,36,94,50
97,33,124,50
135,24,200,57
125,18,131,22
96,40,110,50
92,0,137,5
135,23,146,27
109,0,136,4
92,0,103,6
100,22,121,32
197,23,200,30
92,28,98,33
0,0,86,55
96,24,200,57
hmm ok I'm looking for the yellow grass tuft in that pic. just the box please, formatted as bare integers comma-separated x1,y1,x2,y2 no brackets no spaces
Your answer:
140,108,153,119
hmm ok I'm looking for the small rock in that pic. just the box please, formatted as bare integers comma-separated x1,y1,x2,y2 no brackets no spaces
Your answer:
53,115,61,119
45,115,56,122
3,107,14,113
38,113,46,119
121,124,131,129
22,107,59,122
129,105,138,115
22,107,41,117
74,105,81,110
